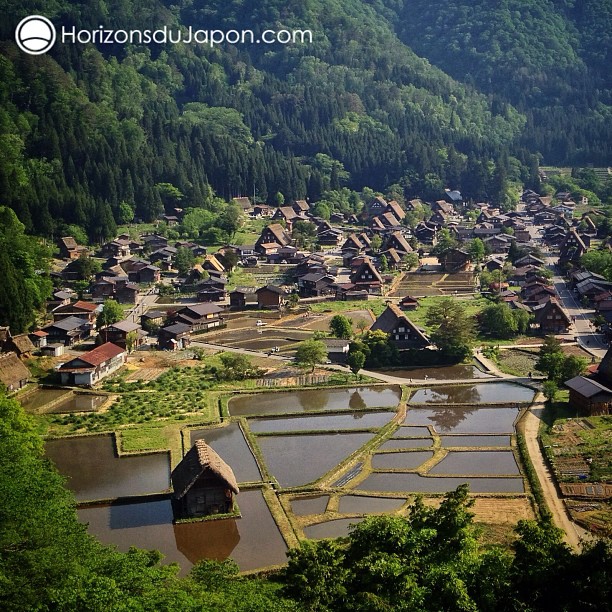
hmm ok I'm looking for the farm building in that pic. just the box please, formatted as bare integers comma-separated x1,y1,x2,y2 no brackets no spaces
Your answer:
0,352,31,393
58,342,126,386
171,440,239,519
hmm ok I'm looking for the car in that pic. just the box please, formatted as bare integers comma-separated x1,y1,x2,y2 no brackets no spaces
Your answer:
256,320,265,326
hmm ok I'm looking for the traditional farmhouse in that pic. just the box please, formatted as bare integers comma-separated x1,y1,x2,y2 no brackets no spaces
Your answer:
229,287,258,310
58,236,88,260
439,248,471,273
173,304,224,332
42,316,91,346
98,320,147,350
171,440,239,518
256,285,287,309
58,342,126,386
158,323,191,350
255,223,292,255
0,352,30,393
370,304,430,349
532,298,571,334
350,258,383,294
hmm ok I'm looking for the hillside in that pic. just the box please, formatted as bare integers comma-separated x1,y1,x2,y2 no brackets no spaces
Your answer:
384,0,612,164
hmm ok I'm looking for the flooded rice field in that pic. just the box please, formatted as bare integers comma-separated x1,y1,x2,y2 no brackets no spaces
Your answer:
229,386,400,416
304,517,365,540
358,473,524,493
404,406,520,434
249,411,394,433
409,382,534,404
338,495,406,514
371,451,434,470
190,423,262,483
379,438,433,450
393,426,431,437
45,435,170,501
20,388,72,411
257,433,375,487
440,435,511,447
376,364,492,380
78,489,287,574
291,495,330,516
429,451,519,475
20,389,109,413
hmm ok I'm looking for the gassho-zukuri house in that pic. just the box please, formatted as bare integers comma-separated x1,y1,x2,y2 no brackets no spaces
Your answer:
171,440,239,519
58,342,126,386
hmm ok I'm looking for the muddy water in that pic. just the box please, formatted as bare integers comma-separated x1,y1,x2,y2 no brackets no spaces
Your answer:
190,423,262,483
404,407,519,434
291,496,330,516
410,383,534,404
249,411,394,433
440,435,511,447
47,394,109,413
376,364,491,380
430,451,519,475
379,438,433,450
77,489,287,574
257,433,375,487
393,426,431,437
45,435,170,501
338,496,405,514
229,386,400,416
304,517,365,540
371,451,434,470
20,388,72,411
358,473,524,493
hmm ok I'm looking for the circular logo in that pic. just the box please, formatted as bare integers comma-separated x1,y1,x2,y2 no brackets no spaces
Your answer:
15,15,56,55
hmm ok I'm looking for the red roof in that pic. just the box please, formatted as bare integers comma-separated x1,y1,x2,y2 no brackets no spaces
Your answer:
73,300,99,312
60,342,125,370
31,330,48,337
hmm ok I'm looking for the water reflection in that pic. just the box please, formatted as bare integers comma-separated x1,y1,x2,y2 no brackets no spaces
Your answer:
359,473,524,493
190,423,262,483
45,435,170,501
229,386,401,416
78,490,287,573
376,365,492,380
410,383,534,404
249,412,393,434
404,407,519,434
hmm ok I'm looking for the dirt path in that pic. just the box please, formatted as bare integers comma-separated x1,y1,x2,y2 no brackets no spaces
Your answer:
520,401,583,551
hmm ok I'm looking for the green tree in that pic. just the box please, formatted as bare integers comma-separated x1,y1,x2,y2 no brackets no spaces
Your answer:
426,298,475,360
347,350,366,376
292,220,318,249
72,254,102,281
404,252,420,270
125,330,139,353
542,380,558,402
329,314,353,339
295,340,328,372
217,353,259,381
175,247,195,276
431,228,458,257
369,234,382,252
97,300,123,332
118,201,135,225
468,238,486,264
479,303,518,339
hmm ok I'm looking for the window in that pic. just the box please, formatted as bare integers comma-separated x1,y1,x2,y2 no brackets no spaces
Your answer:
398,326,405,332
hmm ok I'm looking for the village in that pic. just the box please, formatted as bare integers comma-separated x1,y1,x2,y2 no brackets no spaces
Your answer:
1,180,611,569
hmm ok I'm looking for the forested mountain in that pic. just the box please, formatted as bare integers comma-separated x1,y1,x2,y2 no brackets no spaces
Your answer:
384,0,612,164
0,0,610,240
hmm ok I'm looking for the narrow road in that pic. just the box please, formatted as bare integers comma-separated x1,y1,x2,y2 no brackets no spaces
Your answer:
520,400,584,551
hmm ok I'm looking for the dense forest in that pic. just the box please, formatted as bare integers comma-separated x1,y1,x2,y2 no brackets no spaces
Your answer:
7,0,609,239
1,391,611,610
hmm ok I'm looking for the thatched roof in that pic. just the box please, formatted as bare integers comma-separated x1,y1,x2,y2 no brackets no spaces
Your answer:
9,334,35,355
172,440,239,499
0,352,30,388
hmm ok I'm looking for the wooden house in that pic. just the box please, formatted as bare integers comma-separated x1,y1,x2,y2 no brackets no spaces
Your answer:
0,352,30,393
98,320,146,349
341,234,366,254
399,295,419,311
382,231,412,255
29,330,48,349
0,328,35,359
439,248,471,272
229,287,258,310
414,221,437,244
565,376,612,416
52,300,99,325
367,196,389,218
532,298,571,334
370,304,430,349
256,285,287,309
171,440,239,518
158,323,191,350
58,342,126,386
350,258,383,294
255,223,292,254
559,230,588,266
298,273,335,297
42,316,90,346
173,304,223,332
58,236,87,260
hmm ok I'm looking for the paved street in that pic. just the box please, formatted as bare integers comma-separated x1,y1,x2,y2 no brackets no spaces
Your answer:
545,256,608,358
